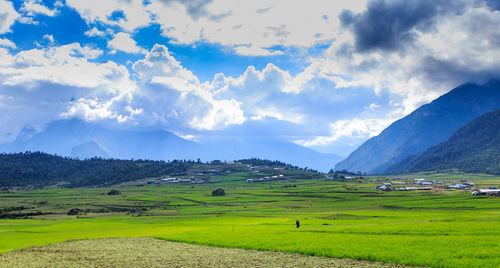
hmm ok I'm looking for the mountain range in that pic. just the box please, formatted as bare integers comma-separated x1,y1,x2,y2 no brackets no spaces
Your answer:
335,80,500,174
387,109,500,175
0,119,343,172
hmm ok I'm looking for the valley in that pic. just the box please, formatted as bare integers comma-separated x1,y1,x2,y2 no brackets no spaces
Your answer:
1,167,500,267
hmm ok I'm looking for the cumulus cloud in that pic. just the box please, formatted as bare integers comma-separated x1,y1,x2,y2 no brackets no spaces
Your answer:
84,27,107,37
43,34,55,45
131,44,246,130
61,93,144,123
190,99,245,130
0,38,16,49
296,118,395,147
0,0,20,33
67,0,366,56
0,43,136,141
208,60,395,148
20,0,59,17
0,43,134,93
66,0,152,32
147,0,367,55
233,45,284,57
108,32,145,54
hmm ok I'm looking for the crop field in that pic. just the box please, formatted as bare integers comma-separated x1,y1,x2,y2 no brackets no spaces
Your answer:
0,237,403,267
1,173,500,267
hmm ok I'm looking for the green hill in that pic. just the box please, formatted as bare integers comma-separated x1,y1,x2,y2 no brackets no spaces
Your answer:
388,109,500,174
0,152,197,188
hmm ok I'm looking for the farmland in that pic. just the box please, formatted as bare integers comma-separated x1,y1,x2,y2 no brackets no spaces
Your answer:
1,171,500,267
0,237,401,267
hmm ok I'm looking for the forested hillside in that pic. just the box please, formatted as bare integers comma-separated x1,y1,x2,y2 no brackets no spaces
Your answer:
0,152,196,188
388,109,500,174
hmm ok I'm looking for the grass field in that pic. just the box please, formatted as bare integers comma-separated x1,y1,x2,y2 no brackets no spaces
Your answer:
1,172,500,267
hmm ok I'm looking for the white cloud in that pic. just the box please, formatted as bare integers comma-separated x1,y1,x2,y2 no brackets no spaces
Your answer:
0,38,16,49
233,45,284,57
61,94,144,123
0,47,13,66
131,44,246,130
107,32,145,54
133,44,198,84
0,43,137,142
190,99,245,130
85,27,107,37
0,43,131,92
66,0,152,32
296,118,395,147
20,0,58,17
211,64,302,123
0,0,20,33
43,34,55,45
67,0,366,56
17,16,39,25
146,0,367,56
366,103,381,111
0,41,397,154
250,108,304,124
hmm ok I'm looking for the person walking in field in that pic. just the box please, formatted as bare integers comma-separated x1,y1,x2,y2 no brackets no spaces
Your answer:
296,219,300,228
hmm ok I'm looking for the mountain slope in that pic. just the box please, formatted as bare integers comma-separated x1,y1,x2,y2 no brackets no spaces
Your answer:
335,80,500,174
71,141,110,159
0,119,343,171
387,109,500,174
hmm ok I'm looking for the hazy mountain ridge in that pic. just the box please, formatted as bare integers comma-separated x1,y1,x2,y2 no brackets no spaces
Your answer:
0,119,197,161
335,80,500,174
387,109,500,174
0,119,342,172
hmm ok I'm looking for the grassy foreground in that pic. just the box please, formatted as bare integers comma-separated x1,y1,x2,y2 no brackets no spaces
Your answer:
1,174,500,267
0,237,404,267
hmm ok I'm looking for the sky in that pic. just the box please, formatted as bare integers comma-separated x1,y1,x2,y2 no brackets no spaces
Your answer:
0,0,499,157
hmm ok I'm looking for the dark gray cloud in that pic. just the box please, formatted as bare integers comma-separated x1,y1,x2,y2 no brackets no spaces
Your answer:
340,0,466,52
418,56,500,86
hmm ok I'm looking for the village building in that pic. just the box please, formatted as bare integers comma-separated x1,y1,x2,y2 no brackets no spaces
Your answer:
212,188,225,196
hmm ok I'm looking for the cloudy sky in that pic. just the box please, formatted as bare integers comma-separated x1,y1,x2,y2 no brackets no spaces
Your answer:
0,0,499,157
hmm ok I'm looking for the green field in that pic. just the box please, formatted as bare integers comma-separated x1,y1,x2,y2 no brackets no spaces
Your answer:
1,172,500,267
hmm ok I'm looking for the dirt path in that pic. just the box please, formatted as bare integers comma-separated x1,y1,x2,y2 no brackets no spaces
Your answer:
0,237,410,267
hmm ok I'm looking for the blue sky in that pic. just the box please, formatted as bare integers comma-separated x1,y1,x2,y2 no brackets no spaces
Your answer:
0,0,499,157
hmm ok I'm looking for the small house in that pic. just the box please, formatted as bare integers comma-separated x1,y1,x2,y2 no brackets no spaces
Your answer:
212,188,225,196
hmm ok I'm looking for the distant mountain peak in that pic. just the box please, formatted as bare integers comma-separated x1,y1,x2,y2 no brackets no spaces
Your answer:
17,125,37,141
